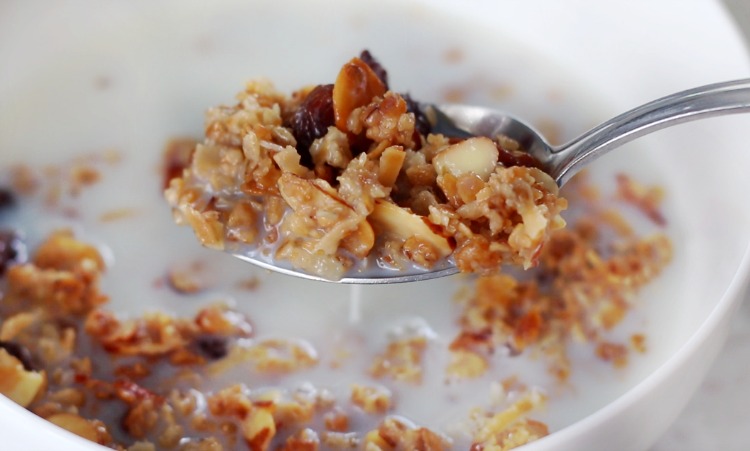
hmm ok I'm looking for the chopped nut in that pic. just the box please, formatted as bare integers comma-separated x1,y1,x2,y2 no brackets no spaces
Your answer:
324,409,350,432
242,406,276,451
167,260,210,294
446,350,489,379
351,384,392,414
46,413,110,444
210,338,318,375
370,336,427,384
280,428,320,451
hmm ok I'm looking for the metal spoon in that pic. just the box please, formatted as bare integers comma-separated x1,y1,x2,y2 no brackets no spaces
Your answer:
233,79,750,284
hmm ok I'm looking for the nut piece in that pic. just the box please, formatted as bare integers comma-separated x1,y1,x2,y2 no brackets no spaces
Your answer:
0,348,45,407
333,57,387,130
46,413,104,443
433,137,499,182
350,384,392,414
242,407,276,451
378,146,406,188
368,200,452,259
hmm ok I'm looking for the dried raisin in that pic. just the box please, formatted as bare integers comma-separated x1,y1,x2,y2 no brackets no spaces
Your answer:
0,229,25,276
0,341,37,371
496,144,542,169
359,50,389,89
289,84,335,167
403,94,432,137
162,138,197,190
195,335,228,360
0,187,16,212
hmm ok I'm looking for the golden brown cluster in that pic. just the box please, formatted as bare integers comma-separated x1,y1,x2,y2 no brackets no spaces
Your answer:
165,52,566,280
448,173,672,381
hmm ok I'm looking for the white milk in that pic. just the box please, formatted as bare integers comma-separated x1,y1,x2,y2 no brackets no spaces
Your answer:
0,0,686,448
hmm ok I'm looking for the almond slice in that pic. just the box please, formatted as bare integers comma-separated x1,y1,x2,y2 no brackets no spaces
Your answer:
378,146,406,188
340,220,375,258
0,348,45,407
433,136,499,181
368,200,452,258
46,413,102,442
333,57,387,130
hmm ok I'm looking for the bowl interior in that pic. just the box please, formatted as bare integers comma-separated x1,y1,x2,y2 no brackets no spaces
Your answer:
1,0,749,449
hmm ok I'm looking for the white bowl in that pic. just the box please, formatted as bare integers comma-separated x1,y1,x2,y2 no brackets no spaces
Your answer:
1,1,749,450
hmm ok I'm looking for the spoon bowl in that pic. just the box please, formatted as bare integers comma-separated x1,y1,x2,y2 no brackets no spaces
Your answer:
434,78,750,187
233,79,750,283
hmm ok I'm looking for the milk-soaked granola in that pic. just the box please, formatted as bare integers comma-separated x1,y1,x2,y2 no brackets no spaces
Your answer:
165,51,567,280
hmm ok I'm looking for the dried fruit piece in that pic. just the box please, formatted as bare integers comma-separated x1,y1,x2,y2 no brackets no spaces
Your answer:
290,84,335,165
333,57,387,131
0,187,16,211
162,137,197,190
359,50,389,88
0,229,25,276
403,94,432,137
0,341,36,371
195,335,229,360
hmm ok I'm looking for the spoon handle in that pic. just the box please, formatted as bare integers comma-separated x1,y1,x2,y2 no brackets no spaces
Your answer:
550,79,750,186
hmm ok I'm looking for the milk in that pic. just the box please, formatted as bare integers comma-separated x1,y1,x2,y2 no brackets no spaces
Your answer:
0,0,684,448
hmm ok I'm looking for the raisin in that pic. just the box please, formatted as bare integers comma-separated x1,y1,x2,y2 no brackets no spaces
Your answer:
195,335,228,360
403,94,432,137
289,84,335,167
496,144,542,169
0,341,37,372
0,229,26,276
162,138,197,190
0,187,16,212
359,50,389,89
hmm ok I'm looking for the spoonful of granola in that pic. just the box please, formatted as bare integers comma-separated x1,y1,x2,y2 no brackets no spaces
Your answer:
164,51,750,284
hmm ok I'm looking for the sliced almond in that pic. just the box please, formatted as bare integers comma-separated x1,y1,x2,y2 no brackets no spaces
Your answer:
226,201,259,245
433,137,499,181
46,413,101,442
340,220,375,258
378,146,406,188
333,57,387,130
368,200,452,258
0,348,45,408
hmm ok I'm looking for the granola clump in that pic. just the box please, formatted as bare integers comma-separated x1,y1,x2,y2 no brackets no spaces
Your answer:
0,167,672,450
165,52,566,280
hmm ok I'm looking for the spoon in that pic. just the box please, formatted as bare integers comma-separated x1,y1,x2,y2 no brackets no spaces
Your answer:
232,79,750,284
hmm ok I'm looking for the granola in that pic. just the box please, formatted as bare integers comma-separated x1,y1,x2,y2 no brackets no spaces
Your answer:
165,52,566,280
0,55,673,451
0,166,671,450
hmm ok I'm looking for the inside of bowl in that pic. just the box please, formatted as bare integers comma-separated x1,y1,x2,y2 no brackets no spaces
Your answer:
1,0,749,449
